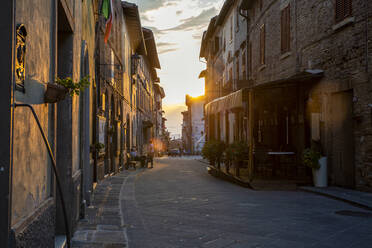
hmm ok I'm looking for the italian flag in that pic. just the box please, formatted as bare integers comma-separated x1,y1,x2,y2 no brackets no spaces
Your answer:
102,0,113,43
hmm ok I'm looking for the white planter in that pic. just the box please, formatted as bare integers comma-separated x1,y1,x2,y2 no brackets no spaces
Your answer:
312,157,328,187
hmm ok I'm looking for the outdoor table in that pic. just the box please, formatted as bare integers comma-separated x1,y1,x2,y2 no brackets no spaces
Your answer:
267,152,296,177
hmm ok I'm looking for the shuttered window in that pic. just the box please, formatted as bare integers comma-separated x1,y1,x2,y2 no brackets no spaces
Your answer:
236,57,240,81
335,0,352,23
281,5,290,54
248,42,252,78
242,50,247,80
260,25,265,65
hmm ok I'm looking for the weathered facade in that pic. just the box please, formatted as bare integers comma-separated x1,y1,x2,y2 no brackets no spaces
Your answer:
154,83,166,154
184,95,206,154
200,0,372,191
182,110,192,153
1,0,163,246
8,0,99,246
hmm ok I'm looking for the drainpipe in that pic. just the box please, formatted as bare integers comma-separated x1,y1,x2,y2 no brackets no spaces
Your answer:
239,4,254,181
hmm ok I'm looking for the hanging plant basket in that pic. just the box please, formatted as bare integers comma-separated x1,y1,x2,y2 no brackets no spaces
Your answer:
44,83,68,103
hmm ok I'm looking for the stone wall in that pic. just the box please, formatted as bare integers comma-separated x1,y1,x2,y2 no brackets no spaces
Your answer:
12,0,53,229
247,0,372,190
13,199,55,248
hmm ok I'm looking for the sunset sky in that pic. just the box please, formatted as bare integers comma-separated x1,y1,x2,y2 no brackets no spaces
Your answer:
132,0,224,137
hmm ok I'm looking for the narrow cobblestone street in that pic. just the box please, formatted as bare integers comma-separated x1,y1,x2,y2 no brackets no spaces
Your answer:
73,157,372,248
72,171,134,248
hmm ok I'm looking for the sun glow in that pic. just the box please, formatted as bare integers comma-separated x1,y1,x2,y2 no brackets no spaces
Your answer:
132,0,224,136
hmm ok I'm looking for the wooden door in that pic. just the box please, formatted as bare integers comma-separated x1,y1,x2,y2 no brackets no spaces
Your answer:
332,90,354,188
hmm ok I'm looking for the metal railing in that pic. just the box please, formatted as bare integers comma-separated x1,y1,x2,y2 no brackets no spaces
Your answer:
13,103,71,248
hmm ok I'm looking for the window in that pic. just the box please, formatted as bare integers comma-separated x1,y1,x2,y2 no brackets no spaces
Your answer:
236,57,240,81
335,0,352,23
236,7,240,31
248,42,252,78
230,17,233,41
242,50,247,80
281,5,291,54
223,34,226,51
229,67,233,82
260,25,265,65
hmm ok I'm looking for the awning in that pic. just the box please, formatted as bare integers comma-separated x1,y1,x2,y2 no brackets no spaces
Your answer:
253,69,324,90
198,70,207,78
204,69,323,116
204,88,249,116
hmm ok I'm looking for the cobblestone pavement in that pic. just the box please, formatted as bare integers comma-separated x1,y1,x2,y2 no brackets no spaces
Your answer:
123,157,372,248
72,169,142,248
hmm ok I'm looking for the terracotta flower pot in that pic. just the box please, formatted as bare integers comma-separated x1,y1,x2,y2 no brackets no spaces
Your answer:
44,83,68,103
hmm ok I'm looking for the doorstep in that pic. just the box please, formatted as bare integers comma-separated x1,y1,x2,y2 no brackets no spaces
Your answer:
299,186,372,211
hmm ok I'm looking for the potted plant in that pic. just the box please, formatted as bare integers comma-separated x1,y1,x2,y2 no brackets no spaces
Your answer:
202,141,216,166
231,141,249,177
224,144,234,174
302,143,327,187
45,75,90,103
90,142,105,156
215,141,226,170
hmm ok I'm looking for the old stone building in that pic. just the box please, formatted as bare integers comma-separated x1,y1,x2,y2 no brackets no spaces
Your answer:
0,0,163,247
184,95,206,154
153,83,166,154
0,0,99,246
200,0,372,191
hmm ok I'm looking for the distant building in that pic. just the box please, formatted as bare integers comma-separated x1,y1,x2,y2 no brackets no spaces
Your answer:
184,95,205,154
181,111,191,153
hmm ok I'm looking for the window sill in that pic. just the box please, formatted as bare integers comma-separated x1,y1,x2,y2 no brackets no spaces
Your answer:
259,64,266,72
280,52,291,60
333,17,355,31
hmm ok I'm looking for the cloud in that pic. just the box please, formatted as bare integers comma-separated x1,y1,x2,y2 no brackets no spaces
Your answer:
164,7,218,32
158,48,179,54
163,103,187,135
144,26,168,37
138,0,180,12
157,42,178,48
157,42,179,54
192,33,203,40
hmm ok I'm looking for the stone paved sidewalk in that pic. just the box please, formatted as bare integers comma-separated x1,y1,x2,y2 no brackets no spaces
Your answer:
72,169,142,248
300,186,372,210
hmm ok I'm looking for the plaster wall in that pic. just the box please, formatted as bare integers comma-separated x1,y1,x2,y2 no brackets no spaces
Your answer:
12,0,53,227
191,100,205,153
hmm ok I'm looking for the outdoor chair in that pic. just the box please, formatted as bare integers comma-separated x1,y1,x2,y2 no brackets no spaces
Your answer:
126,153,137,170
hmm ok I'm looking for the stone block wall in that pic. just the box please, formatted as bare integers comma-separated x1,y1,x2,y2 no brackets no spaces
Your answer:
246,0,371,190
13,199,55,248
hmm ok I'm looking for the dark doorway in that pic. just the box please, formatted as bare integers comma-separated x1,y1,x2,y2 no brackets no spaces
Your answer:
332,90,355,188
110,95,116,173
126,114,130,151
56,0,74,235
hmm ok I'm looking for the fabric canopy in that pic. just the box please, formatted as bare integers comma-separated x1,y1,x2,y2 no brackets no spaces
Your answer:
205,88,247,115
